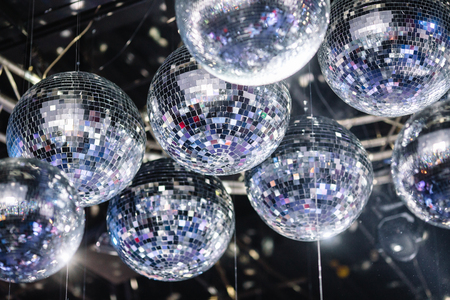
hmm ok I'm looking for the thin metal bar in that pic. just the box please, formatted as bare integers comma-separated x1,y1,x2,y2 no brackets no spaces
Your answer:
0,55,41,84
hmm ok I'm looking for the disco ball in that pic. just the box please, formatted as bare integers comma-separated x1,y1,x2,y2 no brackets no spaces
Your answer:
318,0,450,117
378,213,421,262
176,0,329,85
148,46,291,175
0,158,85,283
107,158,235,281
392,99,450,228
7,71,146,207
245,115,373,241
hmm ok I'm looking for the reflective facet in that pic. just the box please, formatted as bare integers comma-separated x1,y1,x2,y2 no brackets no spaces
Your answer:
0,158,85,283
7,72,146,207
148,46,291,175
107,158,235,281
318,0,450,117
245,116,373,241
392,100,450,229
176,0,329,85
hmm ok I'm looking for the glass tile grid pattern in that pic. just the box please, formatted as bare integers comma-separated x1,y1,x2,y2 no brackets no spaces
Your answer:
107,158,235,281
176,0,329,85
318,0,450,117
0,158,85,283
148,46,291,176
392,99,450,229
6,72,147,207
245,115,373,241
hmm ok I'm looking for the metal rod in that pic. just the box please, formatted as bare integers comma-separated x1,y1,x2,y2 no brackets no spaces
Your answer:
361,135,399,149
0,92,17,113
0,55,41,84
0,132,6,144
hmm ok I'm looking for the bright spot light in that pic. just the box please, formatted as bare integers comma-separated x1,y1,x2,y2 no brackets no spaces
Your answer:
141,69,149,77
361,260,371,270
59,252,72,263
298,73,314,88
149,27,160,39
90,205,100,217
249,249,260,260
226,285,236,298
207,286,218,295
99,43,108,53
56,47,64,55
244,268,256,276
60,29,72,38
70,1,85,10
130,278,139,290
390,243,403,252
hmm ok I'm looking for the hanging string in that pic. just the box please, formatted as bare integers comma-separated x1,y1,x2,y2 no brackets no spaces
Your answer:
65,264,69,300
43,6,101,78
8,279,11,300
27,0,36,90
234,224,238,300
82,216,88,300
98,0,156,71
75,1,81,71
308,62,324,300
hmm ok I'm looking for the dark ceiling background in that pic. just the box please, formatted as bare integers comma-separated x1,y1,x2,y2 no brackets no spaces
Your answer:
0,1,450,300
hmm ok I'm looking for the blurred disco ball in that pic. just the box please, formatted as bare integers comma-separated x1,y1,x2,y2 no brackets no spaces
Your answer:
318,0,450,117
148,46,291,175
245,115,373,241
392,100,450,228
0,158,85,283
176,0,329,85
7,71,146,207
107,158,235,281
378,213,420,262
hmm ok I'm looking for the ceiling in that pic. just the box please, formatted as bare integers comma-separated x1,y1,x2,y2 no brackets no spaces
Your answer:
0,1,450,300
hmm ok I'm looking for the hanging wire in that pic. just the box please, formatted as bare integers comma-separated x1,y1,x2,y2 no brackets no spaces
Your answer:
27,0,36,90
309,61,324,300
75,1,81,71
98,0,156,71
234,220,238,300
82,217,88,300
43,5,101,78
8,279,11,300
65,264,69,300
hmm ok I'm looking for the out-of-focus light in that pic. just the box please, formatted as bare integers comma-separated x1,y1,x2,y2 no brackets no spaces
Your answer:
90,205,100,217
248,249,260,260
298,73,314,88
226,285,236,298
244,268,256,276
140,69,149,78
361,260,372,271
390,243,403,252
126,53,135,65
207,287,217,295
56,47,64,55
130,278,138,290
99,43,108,52
261,237,274,257
70,1,85,10
60,29,72,38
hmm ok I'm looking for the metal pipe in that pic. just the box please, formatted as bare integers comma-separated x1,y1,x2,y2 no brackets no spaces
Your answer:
0,132,6,144
0,92,17,113
0,55,41,84
361,134,399,149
